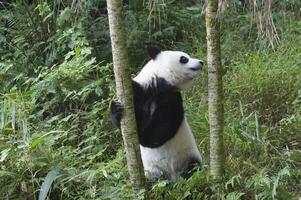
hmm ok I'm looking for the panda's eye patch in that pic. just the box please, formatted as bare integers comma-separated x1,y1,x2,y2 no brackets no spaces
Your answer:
180,56,189,64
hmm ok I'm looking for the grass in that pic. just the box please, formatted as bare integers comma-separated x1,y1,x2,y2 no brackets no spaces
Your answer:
1,7,301,200
179,23,301,199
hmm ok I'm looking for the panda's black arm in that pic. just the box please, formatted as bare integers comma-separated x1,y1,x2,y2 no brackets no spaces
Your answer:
109,80,145,129
110,78,184,148
109,100,123,128
137,91,184,148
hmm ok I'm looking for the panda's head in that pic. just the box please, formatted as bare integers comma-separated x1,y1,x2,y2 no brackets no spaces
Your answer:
134,46,203,89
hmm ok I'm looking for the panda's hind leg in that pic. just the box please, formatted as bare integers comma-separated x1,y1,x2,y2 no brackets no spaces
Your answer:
180,157,202,179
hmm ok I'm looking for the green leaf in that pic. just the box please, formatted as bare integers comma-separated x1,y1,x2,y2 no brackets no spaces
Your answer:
225,192,244,200
75,47,81,56
272,167,290,199
0,148,10,162
57,8,72,26
38,167,61,200
30,131,63,149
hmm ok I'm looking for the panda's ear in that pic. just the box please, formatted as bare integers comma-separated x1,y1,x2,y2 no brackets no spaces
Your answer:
146,45,161,60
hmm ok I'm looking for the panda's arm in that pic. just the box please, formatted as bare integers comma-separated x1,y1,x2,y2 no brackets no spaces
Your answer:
109,100,123,128
137,91,184,148
110,79,184,148
109,80,145,129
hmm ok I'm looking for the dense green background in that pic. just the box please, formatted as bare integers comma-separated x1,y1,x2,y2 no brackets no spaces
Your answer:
0,0,300,199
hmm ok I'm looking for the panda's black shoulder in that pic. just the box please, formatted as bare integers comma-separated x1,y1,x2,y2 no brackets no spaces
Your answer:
132,76,177,98
132,77,184,148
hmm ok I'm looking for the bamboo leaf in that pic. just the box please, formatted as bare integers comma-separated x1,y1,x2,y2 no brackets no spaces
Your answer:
38,167,61,200
0,149,10,162
272,167,290,199
30,131,62,149
11,102,16,130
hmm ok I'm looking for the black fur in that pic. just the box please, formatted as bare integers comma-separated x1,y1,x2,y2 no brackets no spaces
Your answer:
109,100,123,128
109,77,184,148
147,45,161,60
180,158,201,179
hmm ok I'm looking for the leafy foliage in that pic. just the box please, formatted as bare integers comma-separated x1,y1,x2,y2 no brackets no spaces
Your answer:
0,0,301,199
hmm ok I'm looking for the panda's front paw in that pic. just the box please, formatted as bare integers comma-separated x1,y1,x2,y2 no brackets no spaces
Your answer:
112,100,124,115
109,100,123,128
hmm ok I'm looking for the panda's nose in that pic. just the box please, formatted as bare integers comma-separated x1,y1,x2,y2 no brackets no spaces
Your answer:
198,60,203,71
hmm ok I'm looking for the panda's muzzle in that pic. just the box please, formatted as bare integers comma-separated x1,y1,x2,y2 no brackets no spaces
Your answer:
190,65,202,71
190,60,203,71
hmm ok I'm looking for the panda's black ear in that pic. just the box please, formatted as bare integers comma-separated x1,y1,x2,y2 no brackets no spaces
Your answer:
146,45,161,60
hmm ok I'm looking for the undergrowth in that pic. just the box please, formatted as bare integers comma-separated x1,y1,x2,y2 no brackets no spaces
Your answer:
0,0,301,199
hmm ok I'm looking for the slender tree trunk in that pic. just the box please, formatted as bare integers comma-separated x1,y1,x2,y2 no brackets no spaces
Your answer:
106,0,146,194
205,0,225,179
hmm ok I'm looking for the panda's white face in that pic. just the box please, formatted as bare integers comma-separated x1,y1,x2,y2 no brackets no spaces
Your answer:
134,47,203,89
155,51,203,88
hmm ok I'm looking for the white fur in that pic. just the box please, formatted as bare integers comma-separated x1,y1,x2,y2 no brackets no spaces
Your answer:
140,117,202,181
133,51,202,89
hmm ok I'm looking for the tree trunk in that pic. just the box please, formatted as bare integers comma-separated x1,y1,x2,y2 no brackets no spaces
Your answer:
205,0,225,179
106,0,146,194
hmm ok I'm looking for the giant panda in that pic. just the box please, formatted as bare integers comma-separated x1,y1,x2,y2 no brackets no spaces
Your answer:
109,46,203,181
